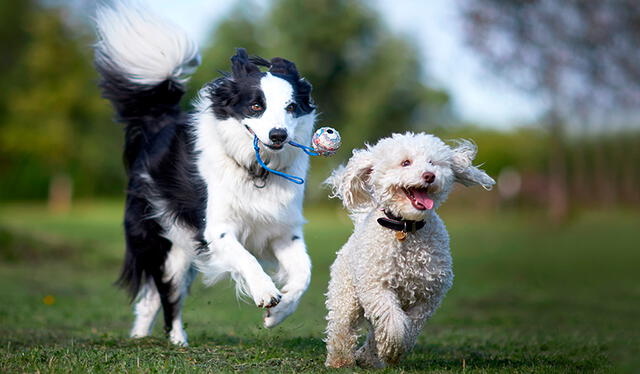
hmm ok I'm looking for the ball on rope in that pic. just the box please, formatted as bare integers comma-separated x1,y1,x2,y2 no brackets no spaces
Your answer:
311,127,341,156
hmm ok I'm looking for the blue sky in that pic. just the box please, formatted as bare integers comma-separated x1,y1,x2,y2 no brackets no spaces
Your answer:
148,0,545,129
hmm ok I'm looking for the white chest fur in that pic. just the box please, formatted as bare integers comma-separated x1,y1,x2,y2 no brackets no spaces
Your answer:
193,110,309,252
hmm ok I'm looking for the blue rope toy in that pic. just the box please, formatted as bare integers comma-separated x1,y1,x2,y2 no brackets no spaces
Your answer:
253,136,318,184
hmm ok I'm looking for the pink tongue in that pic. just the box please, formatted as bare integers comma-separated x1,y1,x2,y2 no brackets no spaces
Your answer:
413,189,434,210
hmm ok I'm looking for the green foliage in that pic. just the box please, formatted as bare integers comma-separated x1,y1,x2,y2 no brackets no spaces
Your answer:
0,2,124,200
435,126,550,176
1,202,638,372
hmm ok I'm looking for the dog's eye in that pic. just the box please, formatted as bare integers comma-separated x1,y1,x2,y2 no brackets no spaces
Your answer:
401,160,411,167
285,103,297,112
429,160,434,166
250,103,263,112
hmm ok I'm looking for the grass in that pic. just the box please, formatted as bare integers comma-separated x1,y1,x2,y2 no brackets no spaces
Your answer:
0,200,638,373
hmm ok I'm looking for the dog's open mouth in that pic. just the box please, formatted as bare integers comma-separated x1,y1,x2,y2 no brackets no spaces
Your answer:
403,187,434,210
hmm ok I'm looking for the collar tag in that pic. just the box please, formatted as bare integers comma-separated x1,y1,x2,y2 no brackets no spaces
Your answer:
395,231,407,241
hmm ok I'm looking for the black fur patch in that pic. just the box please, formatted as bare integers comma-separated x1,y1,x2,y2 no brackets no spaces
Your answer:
144,122,207,232
209,48,266,121
96,62,185,173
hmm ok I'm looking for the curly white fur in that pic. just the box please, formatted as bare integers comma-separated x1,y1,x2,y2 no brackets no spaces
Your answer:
324,132,495,368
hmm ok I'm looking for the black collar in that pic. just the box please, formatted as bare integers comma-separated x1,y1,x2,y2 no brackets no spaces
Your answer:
377,210,426,233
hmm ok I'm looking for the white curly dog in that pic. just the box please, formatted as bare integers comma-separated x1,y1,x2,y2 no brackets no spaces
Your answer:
324,132,495,368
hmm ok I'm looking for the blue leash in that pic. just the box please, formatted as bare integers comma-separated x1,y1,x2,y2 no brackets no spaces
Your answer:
288,140,319,156
253,136,318,185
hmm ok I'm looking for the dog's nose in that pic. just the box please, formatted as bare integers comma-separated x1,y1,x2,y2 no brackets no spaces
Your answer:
269,128,288,144
423,172,435,184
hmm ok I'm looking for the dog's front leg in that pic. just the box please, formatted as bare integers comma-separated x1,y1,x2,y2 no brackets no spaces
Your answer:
200,228,282,309
403,302,430,353
359,288,409,366
263,230,311,328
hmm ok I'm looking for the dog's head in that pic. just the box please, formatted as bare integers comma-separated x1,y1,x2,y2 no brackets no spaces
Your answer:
326,132,495,220
207,48,316,151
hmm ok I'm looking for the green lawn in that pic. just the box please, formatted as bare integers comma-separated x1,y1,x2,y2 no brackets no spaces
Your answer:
0,201,638,373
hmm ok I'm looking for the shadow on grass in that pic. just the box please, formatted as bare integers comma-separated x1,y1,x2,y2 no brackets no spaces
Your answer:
2,329,610,373
0,225,79,263
188,333,607,372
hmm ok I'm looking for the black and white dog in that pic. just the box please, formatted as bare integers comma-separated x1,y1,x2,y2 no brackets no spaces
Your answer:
95,2,315,345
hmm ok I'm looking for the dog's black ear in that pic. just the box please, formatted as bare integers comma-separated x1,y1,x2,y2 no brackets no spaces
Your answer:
208,78,238,120
269,57,315,113
249,55,271,69
231,48,261,78
295,77,315,113
269,57,300,79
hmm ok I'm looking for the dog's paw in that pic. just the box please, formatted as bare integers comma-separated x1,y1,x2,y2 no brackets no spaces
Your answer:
169,328,189,347
355,340,385,368
325,356,355,368
262,297,296,328
251,281,282,309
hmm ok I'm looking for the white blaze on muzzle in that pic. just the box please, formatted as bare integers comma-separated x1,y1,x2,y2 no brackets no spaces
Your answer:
242,73,296,147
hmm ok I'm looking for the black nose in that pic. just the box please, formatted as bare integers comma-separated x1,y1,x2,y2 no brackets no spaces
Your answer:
269,128,288,144
423,172,435,184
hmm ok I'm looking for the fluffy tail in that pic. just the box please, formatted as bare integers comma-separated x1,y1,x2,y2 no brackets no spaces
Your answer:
94,1,200,171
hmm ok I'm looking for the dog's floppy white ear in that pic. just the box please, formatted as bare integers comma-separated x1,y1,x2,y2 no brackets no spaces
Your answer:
451,139,495,190
325,148,374,211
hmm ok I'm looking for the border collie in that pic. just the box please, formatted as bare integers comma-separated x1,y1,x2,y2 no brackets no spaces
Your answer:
94,2,316,345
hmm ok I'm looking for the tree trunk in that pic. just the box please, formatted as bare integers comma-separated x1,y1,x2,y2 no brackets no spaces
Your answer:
48,173,72,213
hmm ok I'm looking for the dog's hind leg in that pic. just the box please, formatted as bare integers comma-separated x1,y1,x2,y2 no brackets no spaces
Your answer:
153,245,194,346
130,279,161,338
324,257,361,368
121,197,174,341
123,201,194,345
130,265,195,345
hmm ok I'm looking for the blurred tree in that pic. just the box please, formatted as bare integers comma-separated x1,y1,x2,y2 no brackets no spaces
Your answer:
461,0,640,219
189,0,452,197
0,1,123,205
0,2,34,82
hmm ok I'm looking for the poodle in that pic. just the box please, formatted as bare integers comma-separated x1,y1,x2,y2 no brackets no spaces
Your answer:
323,132,495,368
